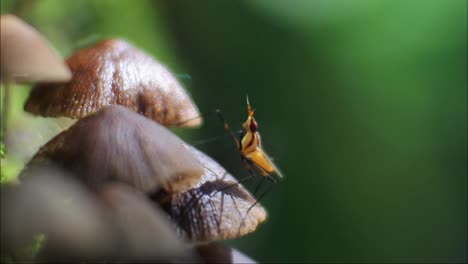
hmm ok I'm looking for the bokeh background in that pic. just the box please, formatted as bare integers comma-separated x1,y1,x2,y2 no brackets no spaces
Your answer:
1,0,466,262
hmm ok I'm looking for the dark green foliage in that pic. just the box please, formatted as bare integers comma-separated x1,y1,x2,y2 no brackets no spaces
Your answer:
0,0,466,262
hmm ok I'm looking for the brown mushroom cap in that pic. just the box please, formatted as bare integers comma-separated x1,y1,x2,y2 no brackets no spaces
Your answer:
0,14,71,83
28,105,204,193
24,38,201,127
153,145,267,242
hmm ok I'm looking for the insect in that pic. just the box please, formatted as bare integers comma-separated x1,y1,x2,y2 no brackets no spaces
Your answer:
216,95,283,186
176,96,283,234
213,96,283,235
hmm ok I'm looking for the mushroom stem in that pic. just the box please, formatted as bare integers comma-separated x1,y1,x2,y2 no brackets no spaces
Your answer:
1,80,11,147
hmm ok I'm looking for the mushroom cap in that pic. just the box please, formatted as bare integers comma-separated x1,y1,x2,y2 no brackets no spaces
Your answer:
0,14,71,83
97,183,193,262
195,243,257,264
1,164,116,261
24,39,201,127
2,164,193,262
28,105,204,193
153,146,267,242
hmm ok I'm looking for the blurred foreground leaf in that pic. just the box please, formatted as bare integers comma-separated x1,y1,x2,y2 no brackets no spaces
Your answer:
22,233,46,260
0,155,22,184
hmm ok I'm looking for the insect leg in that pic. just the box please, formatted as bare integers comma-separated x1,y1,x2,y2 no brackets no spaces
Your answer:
173,109,219,127
267,174,277,184
217,158,258,193
218,173,256,193
215,109,240,150
190,133,231,146
237,180,274,235
249,182,273,215
252,176,266,196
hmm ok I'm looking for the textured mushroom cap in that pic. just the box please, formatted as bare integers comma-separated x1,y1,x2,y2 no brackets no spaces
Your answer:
0,14,71,83
24,38,201,127
28,105,204,193
153,146,267,242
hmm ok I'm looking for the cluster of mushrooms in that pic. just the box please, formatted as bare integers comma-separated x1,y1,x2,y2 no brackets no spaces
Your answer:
1,15,266,263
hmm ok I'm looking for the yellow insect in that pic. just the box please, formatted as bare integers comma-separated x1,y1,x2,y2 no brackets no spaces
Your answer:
217,96,283,183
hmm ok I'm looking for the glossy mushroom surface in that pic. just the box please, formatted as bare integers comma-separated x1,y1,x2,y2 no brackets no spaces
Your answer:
24,39,201,127
153,146,267,242
27,106,203,193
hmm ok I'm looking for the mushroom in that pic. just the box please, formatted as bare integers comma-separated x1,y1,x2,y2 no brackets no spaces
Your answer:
0,14,71,83
96,183,194,262
27,105,204,193
14,106,266,260
153,145,267,242
1,164,115,262
195,243,257,264
0,14,71,143
1,164,193,262
24,38,202,127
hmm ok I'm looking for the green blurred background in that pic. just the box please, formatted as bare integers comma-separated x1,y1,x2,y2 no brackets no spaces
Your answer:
1,0,466,262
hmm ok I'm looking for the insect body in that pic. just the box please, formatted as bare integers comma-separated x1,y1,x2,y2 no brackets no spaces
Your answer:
217,96,283,183
239,99,283,181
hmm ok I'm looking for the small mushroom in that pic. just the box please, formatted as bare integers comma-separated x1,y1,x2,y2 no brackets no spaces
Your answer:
0,14,71,83
1,164,115,262
24,38,202,127
0,14,71,143
2,164,193,262
27,105,204,193
153,145,267,242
